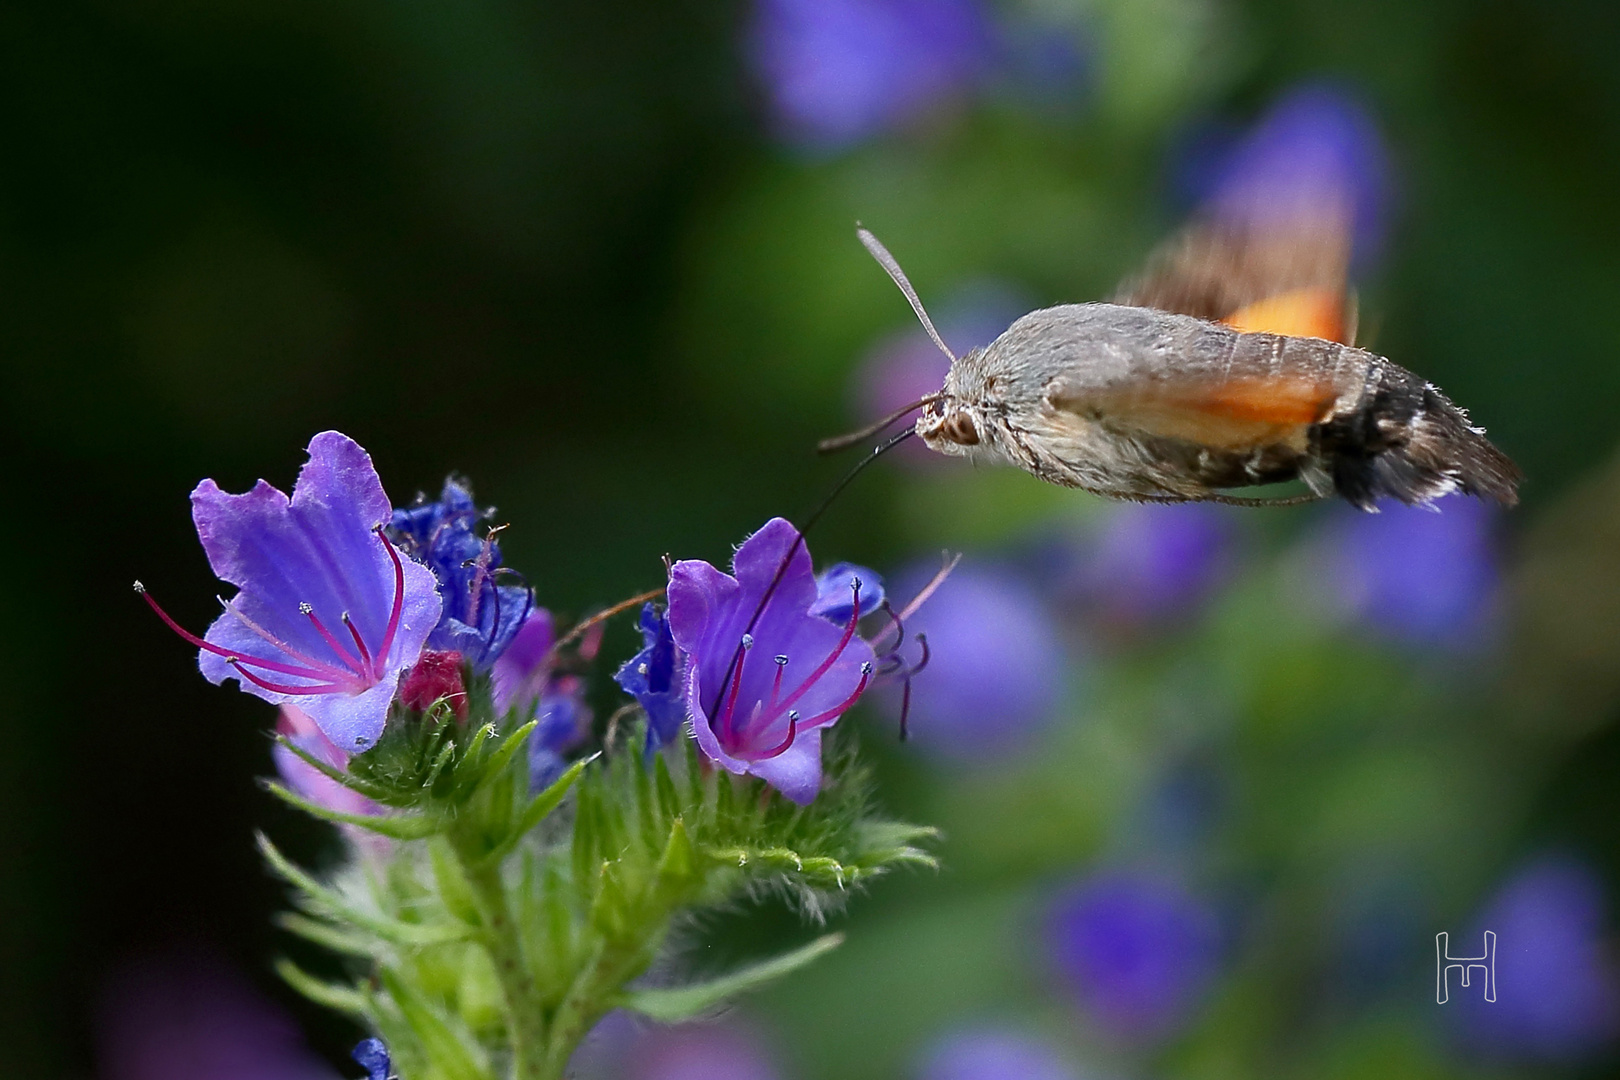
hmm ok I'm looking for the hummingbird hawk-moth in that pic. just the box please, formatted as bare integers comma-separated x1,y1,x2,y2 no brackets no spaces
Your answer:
837,212,1521,512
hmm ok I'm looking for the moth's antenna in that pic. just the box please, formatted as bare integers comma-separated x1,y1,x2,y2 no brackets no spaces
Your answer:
857,226,959,364
706,427,919,719
817,393,941,454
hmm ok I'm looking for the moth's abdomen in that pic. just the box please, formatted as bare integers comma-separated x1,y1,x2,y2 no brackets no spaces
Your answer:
1310,360,1521,510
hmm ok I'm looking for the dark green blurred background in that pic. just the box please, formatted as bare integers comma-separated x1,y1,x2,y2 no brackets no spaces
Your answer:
8,0,1620,1077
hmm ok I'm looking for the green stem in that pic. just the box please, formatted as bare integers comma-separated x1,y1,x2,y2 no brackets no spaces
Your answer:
453,837,549,1080
536,934,665,1080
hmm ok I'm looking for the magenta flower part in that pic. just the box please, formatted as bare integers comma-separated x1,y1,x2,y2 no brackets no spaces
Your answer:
491,607,557,716
139,431,441,751
667,518,878,804
398,649,469,718
271,706,379,819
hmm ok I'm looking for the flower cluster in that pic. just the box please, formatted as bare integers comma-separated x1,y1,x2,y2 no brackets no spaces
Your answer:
142,434,936,807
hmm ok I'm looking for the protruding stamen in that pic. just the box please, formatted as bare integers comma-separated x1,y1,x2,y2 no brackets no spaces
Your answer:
140,587,349,684
218,597,355,683
301,602,367,677
374,528,408,665
793,665,873,730
742,633,754,649
768,585,863,722
342,612,374,679
225,657,347,696
719,635,751,745
768,655,789,708
750,710,801,761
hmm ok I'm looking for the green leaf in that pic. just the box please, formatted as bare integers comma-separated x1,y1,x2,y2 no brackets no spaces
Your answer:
258,833,473,947
378,967,489,1080
274,957,370,1019
275,912,377,957
429,836,482,925
616,933,845,1022
477,754,593,868
273,735,392,801
264,781,438,839
655,817,697,890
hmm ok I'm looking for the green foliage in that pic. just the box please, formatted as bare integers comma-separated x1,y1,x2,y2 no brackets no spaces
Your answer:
267,705,934,1080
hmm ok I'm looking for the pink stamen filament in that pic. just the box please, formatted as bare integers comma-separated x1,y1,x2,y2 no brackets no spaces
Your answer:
768,655,788,708
343,612,375,678
761,581,862,725
140,589,359,685
227,659,348,696
747,711,799,761
373,529,407,665
301,604,368,679
718,634,753,745
217,596,356,683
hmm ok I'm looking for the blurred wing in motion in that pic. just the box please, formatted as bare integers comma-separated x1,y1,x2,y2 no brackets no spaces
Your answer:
1115,85,1388,347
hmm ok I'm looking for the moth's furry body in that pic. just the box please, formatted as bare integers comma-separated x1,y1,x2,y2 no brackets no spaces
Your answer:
916,303,1520,510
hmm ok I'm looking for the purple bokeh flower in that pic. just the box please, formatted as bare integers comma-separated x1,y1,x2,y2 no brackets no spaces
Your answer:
668,518,878,804
1452,856,1620,1062
1178,83,1390,268
1048,871,1222,1043
1061,503,1236,629
351,1038,391,1080
390,478,532,670
1311,494,1500,649
614,603,688,753
627,1022,783,1080
272,705,379,819
139,432,441,751
915,1026,1081,1080
487,609,593,789
97,954,340,1080
747,0,995,150
876,562,1064,760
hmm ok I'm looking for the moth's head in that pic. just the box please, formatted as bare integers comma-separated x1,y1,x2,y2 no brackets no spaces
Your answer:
915,395,984,455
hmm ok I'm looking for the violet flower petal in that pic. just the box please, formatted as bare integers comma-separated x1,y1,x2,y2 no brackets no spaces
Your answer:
491,608,556,715
193,432,441,750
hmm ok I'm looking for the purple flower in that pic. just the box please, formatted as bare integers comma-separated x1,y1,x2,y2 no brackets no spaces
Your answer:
486,608,593,788
1065,503,1235,629
271,705,379,819
1180,83,1390,268
614,603,688,753
627,1022,783,1080
1312,494,1499,649
390,478,532,669
351,1038,392,1080
97,954,340,1080
1048,871,1222,1042
747,0,995,151
668,518,878,804
139,432,441,751
915,1026,1081,1080
529,674,593,790
875,562,1064,760
1452,856,1620,1062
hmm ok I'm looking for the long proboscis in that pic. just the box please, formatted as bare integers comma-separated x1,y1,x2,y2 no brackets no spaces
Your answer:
817,393,940,455
857,226,958,364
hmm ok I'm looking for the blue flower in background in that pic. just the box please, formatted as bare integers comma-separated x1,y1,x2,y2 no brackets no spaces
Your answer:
351,1038,392,1080
877,562,1065,760
1178,82,1391,267
1452,856,1620,1062
747,0,995,150
1048,871,1221,1042
390,477,532,670
809,561,886,622
529,675,594,791
614,603,689,753
1062,503,1236,630
626,1021,782,1080
1315,494,1499,649
915,1025,1081,1080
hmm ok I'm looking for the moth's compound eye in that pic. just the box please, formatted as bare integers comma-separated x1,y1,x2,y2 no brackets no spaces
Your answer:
941,411,980,446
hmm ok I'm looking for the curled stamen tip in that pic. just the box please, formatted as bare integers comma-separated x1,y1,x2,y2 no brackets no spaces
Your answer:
774,654,789,666
132,580,146,593
851,577,862,592
860,661,873,674
788,710,800,721
741,633,754,649
298,602,313,614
